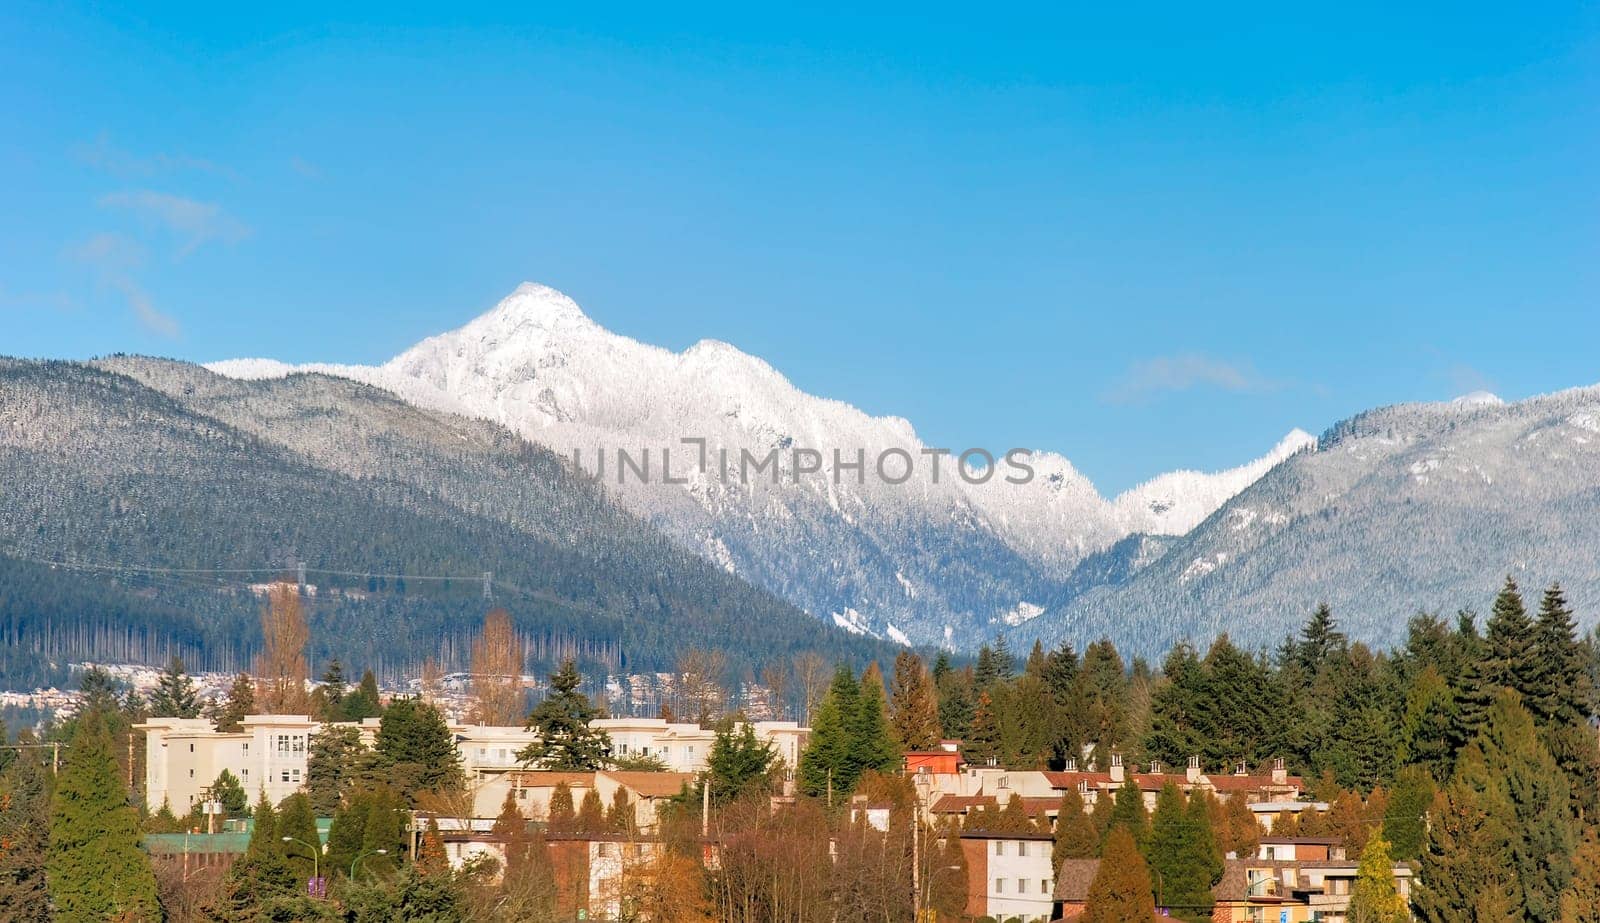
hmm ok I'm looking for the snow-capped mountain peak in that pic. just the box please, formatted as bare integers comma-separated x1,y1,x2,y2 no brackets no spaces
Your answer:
209,282,1307,645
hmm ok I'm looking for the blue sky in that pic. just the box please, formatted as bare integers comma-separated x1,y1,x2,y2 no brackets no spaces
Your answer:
1,3,1595,494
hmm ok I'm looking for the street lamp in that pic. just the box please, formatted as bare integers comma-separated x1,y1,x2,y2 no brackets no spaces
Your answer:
351,848,389,880
281,836,322,887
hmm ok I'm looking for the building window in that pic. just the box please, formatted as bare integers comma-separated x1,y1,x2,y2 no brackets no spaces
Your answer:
292,769,301,783
282,770,291,783
277,735,289,754
994,878,1004,893
188,769,194,778
242,769,248,778
292,736,304,753
1017,841,1028,857
598,843,615,857
189,743,195,753
1042,879,1051,894
994,841,1004,856
1018,879,1029,894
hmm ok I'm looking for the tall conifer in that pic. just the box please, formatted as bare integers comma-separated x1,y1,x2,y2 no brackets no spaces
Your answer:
46,710,160,922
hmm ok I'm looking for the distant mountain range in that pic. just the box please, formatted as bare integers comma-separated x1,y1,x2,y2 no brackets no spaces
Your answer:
1008,386,1600,654
211,283,1312,648
10,284,1593,672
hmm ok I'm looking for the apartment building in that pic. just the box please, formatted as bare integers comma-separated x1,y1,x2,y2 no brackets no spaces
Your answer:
141,713,806,817
960,830,1057,922
138,715,318,812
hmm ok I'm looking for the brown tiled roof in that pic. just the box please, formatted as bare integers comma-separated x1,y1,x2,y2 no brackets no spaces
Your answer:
1053,859,1100,901
600,771,696,798
930,794,995,813
1042,770,1304,794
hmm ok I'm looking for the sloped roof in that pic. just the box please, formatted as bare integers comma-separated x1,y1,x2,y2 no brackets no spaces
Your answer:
1053,859,1100,901
601,770,696,798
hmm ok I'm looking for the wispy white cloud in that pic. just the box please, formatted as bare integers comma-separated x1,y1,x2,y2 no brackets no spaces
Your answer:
72,133,237,180
0,285,79,314
65,232,181,338
1104,353,1277,404
99,190,251,256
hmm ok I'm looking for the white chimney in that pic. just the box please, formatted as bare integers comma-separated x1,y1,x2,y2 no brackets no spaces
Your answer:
1110,752,1125,783
1186,755,1201,783
1272,757,1287,785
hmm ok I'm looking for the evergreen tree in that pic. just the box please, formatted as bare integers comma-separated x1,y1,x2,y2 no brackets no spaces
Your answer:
326,790,372,880
1455,579,1543,749
343,669,384,721
491,789,557,919
1106,778,1147,849
699,720,777,805
1079,640,1130,761
1418,690,1573,923
1053,787,1099,864
150,654,201,718
1531,584,1589,725
1296,603,1347,673
375,697,464,799
210,767,250,819
606,785,635,833
307,723,367,815
1530,583,1600,814
357,785,406,876
991,635,1016,678
546,782,576,833
798,665,862,799
46,709,160,922
1143,783,1220,921
77,666,122,718
964,690,1000,764
1144,642,1204,766
849,664,900,776
887,651,942,751
1560,832,1600,923
1381,765,1435,862
1348,833,1407,923
576,788,605,834
312,658,348,722
214,792,297,921
0,734,52,922
212,671,256,732
277,791,321,884
935,667,974,743
517,659,612,771
1396,665,1456,780
973,644,999,691
1083,826,1157,923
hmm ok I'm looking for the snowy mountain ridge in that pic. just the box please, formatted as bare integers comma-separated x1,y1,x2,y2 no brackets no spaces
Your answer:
210,282,1309,645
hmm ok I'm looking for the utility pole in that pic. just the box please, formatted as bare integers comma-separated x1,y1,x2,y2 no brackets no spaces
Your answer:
701,778,711,838
483,571,493,601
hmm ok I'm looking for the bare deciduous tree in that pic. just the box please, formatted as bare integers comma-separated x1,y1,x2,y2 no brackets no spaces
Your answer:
793,652,827,724
470,608,525,725
254,582,310,714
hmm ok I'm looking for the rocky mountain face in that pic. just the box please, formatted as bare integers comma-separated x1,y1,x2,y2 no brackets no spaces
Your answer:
212,283,1301,646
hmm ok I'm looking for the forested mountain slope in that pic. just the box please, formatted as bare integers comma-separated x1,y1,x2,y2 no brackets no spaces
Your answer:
0,358,894,687
1012,388,1600,655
